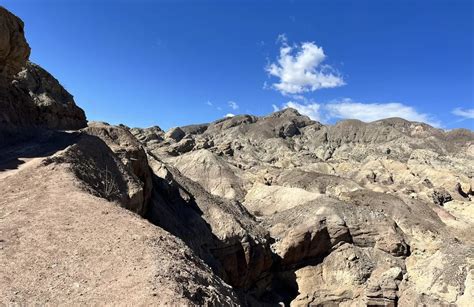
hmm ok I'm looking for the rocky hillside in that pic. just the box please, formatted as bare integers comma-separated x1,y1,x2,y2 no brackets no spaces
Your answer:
0,7,86,146
1,6,473,306
131,108,474,306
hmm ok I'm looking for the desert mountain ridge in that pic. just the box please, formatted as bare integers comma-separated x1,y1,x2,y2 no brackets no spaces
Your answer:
1,6,473,306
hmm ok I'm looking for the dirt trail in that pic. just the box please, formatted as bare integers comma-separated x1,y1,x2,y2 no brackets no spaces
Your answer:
0,157,42,180
0,131,79,180
0,135,237,305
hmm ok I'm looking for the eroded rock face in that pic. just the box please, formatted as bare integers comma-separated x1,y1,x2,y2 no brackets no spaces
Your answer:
0,6,30,78
132,108,473,305
292,244,405,306
14,62,87,129
0,7,86,146
164,126,185,142
0,6,32,144
83,122,153,216
145,155,273,293
44,133,149,215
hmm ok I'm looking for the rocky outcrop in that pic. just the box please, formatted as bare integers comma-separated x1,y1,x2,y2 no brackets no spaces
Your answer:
83,122,153,216
146,155,273,293
292,244,405,306
0,7,86,146
44,133,149,215
0,6,30,78
0,6,31,144
164,126,185,142
129,125,164,144
132,107,473,305
14,62,87,129
169,149,246,200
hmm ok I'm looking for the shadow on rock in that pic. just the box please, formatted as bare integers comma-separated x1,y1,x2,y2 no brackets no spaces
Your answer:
0,131,80,172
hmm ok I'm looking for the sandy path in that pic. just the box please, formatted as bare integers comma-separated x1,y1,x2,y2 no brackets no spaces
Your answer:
0,157,42,180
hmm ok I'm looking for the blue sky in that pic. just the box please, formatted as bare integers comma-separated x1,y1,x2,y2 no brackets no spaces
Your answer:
4,0,473,130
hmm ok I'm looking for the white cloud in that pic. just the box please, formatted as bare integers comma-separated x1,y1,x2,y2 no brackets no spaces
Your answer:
228,101,239,110
206,101,213,106
272,104,280,112
325,100,440,127
452,107,474,119
274,99,440,127
283,101,322,121
266,38,344,95
225,113,235,118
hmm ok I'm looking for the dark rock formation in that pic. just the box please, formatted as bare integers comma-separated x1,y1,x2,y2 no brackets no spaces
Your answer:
0,6,30,78
14,62,87,129
432,187,453,206
0,7,86,145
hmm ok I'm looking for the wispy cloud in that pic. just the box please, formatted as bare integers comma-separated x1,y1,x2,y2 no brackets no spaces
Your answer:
273,99,440,127
452,107,474,119
326,100,440,126
266,35,344,95
206,100,213,106
228,101,239,110
276,33,288,44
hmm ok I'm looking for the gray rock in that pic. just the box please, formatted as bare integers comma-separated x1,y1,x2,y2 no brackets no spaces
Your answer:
169,137,195,154
15,62,87,130
165,127,185,142
83,123,153,216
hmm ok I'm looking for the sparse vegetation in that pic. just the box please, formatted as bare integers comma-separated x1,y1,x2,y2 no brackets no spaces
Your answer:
102,165,119,200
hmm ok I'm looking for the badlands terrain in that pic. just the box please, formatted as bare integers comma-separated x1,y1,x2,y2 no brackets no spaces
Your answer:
1,6,473,306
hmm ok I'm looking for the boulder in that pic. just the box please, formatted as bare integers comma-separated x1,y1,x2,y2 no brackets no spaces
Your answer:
292,244,405,306
169,137,195,154
164,126,185,142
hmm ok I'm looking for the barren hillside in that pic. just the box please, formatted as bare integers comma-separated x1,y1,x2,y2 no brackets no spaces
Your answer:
1,5,473,306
